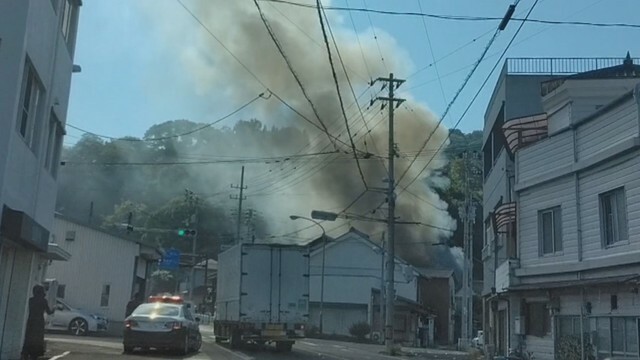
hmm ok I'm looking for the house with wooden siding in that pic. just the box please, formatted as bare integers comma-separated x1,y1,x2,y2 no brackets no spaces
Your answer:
47,214,161,331
307,228,427,345
416,268,455,345
482,55,640,360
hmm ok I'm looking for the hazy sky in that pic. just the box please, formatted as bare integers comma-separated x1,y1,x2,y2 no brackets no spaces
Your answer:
65,0,640,146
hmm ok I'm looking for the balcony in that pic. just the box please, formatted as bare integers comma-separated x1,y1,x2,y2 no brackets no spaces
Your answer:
495,259,520,293
505,57,640,75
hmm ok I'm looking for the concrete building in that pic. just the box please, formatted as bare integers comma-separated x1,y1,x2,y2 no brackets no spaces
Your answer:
308,228,425,345
416,269,455,345
0,0,81,357
482,55,640,359
47,214,160,331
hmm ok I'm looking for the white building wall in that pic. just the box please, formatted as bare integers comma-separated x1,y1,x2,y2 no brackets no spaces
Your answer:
518,175,578,268
517,130,573,182
47,218,139,323
579,151,640,260
0,1,79,358
575,98,637,160
309,234,417,305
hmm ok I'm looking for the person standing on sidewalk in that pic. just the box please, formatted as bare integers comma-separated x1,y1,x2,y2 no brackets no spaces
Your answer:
22,285,54,360
125,292,144,318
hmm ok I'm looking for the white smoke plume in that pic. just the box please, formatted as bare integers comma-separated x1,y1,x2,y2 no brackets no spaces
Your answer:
138,0,459,269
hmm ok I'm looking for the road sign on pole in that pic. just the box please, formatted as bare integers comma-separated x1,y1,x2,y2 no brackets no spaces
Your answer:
159,248,180,270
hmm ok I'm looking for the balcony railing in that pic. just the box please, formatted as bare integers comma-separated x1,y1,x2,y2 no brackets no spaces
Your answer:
495,259,520,293
506,57,640,75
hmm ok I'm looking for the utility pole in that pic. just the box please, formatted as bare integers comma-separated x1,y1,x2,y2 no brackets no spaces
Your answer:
230,166,247,244
371,73,405,354
185,189,199,302
459,151,477,347
379,231,386,343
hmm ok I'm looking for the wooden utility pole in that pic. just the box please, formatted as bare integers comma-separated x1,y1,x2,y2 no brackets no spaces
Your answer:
230,166,247,244
371,73,405,354
459,151,477,346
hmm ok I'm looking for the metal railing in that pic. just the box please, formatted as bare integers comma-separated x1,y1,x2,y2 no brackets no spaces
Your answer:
506,57,640,75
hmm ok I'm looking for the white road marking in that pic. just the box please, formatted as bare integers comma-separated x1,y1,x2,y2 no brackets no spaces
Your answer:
49,351,71,360
300,341,318,347
212,344,254,360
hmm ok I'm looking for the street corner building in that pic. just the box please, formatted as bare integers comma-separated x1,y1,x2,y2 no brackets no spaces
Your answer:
482,55,640,359
307,228,438,347
0,0,81,358
46,214,162,334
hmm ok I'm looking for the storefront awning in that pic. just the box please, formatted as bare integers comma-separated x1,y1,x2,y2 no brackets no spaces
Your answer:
507,274,640,291
46,243,71,261
1,206,49,252
503,113,548,154
492,202,517,234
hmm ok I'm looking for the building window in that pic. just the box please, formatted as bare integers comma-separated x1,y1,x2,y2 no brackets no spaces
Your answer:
64,230,75,241
57,284,66,299
61,0,79,53
17,59,46,153
525,302,550,337
595,317,638,358
600,187,628,246
538,206,562,255
100,284,110,307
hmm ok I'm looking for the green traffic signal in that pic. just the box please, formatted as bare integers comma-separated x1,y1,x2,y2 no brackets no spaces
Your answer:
177,229,196,237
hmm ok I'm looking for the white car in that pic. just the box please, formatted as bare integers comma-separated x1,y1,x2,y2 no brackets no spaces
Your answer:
45,299,108,336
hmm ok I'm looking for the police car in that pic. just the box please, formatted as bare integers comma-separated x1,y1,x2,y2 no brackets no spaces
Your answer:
123,295,202,355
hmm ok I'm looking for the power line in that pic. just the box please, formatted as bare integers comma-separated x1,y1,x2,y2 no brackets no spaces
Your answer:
345,0,372,80
264,0,369,83
399,0,542,194
251,109,386,194
248,91,385,193
362,0,388,73
253,0,337,149
416,0,448,110
66,94,265,142
176,0,268,89
322,2,386,172
394,23,502,188
317,0,368,189
266,188,369,239
177,0,351,158
258,0,640,29
61,150,340,166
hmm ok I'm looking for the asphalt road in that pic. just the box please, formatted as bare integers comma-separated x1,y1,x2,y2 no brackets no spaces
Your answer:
44,333,470,360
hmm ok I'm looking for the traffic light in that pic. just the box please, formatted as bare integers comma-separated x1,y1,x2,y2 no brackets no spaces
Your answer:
177,229,197,237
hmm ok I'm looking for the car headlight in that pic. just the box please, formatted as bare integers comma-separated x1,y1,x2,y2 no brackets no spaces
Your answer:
90,314,99,320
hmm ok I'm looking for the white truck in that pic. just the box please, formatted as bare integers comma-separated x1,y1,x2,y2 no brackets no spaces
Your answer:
214,243,310,352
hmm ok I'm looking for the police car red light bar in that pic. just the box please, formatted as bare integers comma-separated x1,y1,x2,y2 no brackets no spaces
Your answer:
148,294,184,304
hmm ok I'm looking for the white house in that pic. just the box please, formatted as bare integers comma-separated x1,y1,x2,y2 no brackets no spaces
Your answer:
47,214,161,330
308,228,424,344
483,55,640,359
0,0,81,357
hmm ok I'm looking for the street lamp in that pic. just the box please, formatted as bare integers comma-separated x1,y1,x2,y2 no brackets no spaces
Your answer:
289,212,335,334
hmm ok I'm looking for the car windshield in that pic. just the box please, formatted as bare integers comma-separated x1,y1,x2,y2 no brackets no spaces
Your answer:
132,304,180,318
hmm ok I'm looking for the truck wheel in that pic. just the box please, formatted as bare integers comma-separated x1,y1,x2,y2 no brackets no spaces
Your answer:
276,341,293,352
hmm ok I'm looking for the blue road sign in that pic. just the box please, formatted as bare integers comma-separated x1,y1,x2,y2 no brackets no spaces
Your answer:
159,248,180,270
